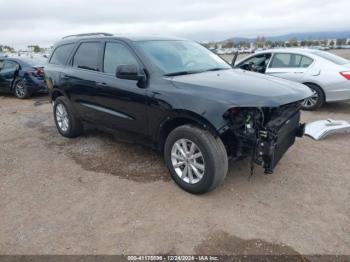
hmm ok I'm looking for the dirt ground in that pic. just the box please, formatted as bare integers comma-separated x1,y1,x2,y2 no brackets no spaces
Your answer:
1,49,350,255
1,95,350,256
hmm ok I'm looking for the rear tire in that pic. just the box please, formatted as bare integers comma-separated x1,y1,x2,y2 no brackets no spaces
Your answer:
164,125,228,194
53,96,83,138
301,83,325,111
14,79,30,99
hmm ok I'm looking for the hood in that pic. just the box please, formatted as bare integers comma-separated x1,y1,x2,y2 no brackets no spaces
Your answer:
170,69,313,107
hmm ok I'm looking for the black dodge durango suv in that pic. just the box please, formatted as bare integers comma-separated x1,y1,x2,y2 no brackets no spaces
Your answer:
45,33,311,194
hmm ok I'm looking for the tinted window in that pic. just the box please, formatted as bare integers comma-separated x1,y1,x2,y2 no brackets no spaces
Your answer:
311,50,349,65
73,42,100,71
50,44,75,65
103,42,139,74
270,53,313,68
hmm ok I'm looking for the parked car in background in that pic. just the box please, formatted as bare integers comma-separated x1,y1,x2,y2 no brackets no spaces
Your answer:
0,57,47,99
45,33,311,194
234,49,350,110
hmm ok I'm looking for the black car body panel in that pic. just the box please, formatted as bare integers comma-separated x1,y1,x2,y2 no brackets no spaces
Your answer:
0,57,47,95
45,35,312,174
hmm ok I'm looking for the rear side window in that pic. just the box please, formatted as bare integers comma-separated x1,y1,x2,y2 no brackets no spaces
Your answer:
103,42,139,74
270,53,313,68
50,44,75,65
73,42,100,71
300,56,313,68
3,61,17,70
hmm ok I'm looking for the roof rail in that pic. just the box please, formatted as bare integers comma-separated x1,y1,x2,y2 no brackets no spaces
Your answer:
62,32,113,39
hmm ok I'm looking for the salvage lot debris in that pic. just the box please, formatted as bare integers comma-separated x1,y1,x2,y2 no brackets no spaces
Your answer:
0,95,350,255
305,119,350,140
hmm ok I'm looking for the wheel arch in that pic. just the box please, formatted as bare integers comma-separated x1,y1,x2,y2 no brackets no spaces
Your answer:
156,111,222,152
50,88,68,103
302,82,326,101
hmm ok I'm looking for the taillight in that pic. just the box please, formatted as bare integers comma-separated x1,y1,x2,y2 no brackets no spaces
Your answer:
340,71,350,80
31,67,44,77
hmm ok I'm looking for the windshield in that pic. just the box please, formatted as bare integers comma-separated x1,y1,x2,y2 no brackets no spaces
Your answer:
136,40,231,75
311,50,349,65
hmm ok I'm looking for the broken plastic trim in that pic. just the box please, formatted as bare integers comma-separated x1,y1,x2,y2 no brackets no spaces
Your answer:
305,119,350,140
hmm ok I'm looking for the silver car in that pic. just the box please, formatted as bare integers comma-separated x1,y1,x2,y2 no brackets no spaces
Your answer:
235,49,350,110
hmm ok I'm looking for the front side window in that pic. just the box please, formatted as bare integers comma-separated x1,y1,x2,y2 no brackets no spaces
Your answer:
73,42,100,71
50,43,75,65
103,42,139,74
241,54,271,67
136,40,230,75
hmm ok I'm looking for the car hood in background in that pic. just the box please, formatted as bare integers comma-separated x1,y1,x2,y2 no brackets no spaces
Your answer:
170,69,313,107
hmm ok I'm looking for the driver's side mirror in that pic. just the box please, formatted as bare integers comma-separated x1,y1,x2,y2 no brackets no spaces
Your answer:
116,64,146,82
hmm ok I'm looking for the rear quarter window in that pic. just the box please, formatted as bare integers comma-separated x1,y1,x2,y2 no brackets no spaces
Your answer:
49,43,75,65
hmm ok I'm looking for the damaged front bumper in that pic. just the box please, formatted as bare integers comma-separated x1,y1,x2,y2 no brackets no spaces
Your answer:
254,111,305,174
225,102,305,174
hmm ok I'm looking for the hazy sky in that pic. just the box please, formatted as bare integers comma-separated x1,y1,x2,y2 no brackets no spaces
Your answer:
1,0,349,49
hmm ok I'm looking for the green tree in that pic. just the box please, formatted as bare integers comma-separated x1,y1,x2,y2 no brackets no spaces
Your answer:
0,45,3,52
255,36,266,48
239,41,248,48
336,38,346,46
33,45,41,53
289,38,298,47
222,42,234,48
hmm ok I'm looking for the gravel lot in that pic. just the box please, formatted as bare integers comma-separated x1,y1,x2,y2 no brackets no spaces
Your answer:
1,51,350,255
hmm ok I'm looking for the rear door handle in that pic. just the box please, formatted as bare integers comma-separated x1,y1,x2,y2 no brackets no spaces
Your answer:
61,74,70,79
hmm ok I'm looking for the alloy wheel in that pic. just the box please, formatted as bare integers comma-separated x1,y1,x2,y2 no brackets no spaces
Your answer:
302,89,319,108
15,82,26,98
171,139,205,184
55,104,70,132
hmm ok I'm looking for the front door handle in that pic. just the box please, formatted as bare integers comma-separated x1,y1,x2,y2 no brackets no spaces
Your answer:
96,82,107,87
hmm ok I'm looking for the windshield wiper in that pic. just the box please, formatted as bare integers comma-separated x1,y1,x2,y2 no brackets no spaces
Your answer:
164,70,201,77
164,68,229,77
204,67,230,72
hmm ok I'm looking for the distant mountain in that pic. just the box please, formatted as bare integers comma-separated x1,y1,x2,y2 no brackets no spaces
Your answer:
225,30,350,43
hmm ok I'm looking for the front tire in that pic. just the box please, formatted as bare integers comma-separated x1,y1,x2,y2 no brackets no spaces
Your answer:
164,125,228,194
14,80,30,99
53,96,83,138
301,83,325,111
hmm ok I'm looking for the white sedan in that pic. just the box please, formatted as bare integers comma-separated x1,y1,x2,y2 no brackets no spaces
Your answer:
234,49,350,110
